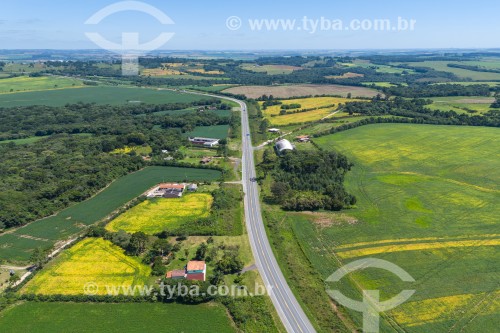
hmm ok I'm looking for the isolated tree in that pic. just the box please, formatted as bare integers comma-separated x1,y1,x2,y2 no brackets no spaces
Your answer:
215,251,244,274
271,182,291,203
8,274,20,286
195,243,208,261
30,247,47,268
128,232,148,256
152,239,172,257
151,257,166,276
259,119,271,133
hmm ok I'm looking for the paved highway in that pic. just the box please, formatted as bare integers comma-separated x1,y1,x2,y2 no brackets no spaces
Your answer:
179,90,316,333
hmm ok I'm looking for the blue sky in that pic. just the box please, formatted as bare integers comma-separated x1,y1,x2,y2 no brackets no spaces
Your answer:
1,0,499,50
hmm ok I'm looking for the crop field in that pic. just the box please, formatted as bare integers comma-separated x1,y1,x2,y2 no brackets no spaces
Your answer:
391,61,500,81
141,68,183,76
287,124,500,332
106,194,213,234
427,96,495,114
241,63,303,75
186,68,225,75
433,81,500,87
361,81,399,87
222,84,380,99
21,238,151,295
325,72,365,79
0,76,84,94
0,302,236,333
0,86,207,107
261,97,366,126
342,60,414,74
181,84,236,92
185,124,230,139
0,167,221,262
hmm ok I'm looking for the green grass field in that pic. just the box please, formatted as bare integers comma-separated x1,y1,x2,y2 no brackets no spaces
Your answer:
392,61,500,81
0,167,222,262
290,124,500,332
21,238,151,295
427,96,495,114
185,125,230,139
0,136,49,145
0,76,84,94
0,86,207,107
0,134,91,145
0,302,236,333
106,194,213,234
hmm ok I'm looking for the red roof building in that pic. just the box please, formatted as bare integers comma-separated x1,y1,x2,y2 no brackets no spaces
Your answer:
165,261,206,282
159,183,186,190
166,270,186,279
186,273,206,281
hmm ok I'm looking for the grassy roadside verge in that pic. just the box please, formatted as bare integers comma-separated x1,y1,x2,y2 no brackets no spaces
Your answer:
255,148,355,333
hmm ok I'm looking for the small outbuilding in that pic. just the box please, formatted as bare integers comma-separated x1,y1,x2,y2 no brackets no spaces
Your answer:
187,184,198,192
275,139,295,155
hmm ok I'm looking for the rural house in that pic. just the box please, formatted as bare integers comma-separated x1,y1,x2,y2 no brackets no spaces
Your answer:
165,260,207,282
186,260,207,281
200,157,212,165
166,270,186,279
296,135,310,143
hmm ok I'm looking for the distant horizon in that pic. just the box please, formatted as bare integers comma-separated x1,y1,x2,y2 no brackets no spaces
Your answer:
1,47,500,52
2,0,499,50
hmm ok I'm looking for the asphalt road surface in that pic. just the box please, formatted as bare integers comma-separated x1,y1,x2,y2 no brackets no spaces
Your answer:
181,90,316,333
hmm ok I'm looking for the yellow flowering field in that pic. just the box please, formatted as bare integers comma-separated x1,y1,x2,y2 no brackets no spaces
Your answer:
260,97,366,125
106,194,213,234
21,238,151,295
111,145,153,156
337,238,500,259
390,291,500,328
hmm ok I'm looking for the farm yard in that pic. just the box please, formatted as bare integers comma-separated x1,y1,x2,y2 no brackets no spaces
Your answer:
0,86,207,107
222,84,380,99
0,166,222,262
0,302,236,333
21,238,151,296
106,194,213,234
284,124,500,332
